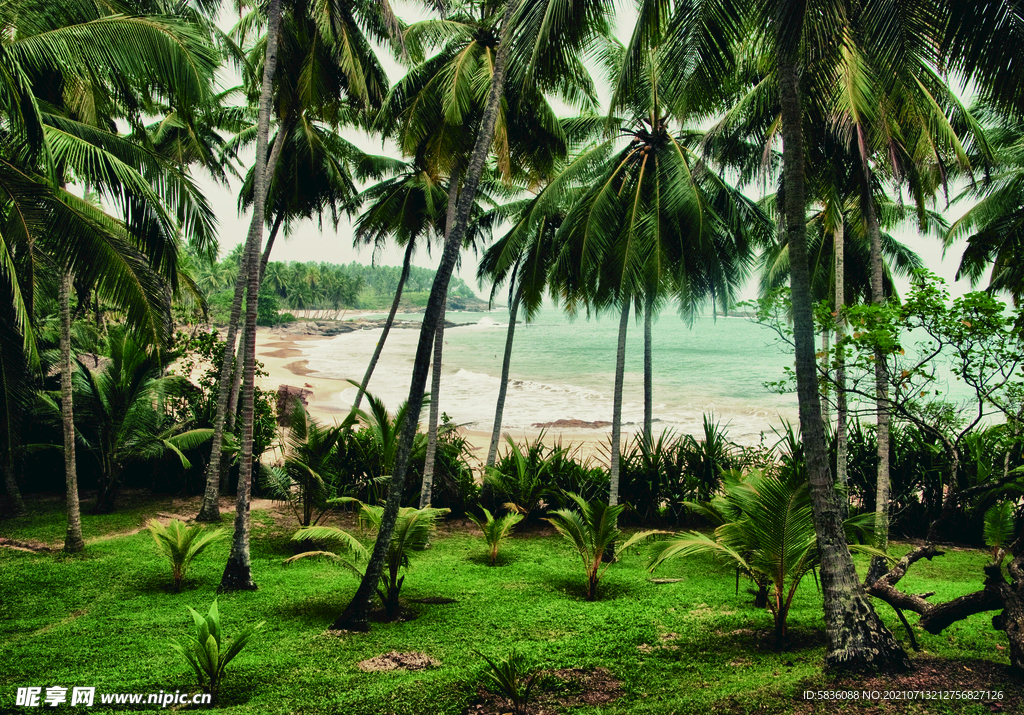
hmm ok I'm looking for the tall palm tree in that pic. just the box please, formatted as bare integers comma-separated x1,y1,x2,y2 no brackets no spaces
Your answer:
552,41,768,505
1,0,217,536
371,0,588,507
762,0,910,670
333,0,613,630
198,0,391,527
350,160,448,409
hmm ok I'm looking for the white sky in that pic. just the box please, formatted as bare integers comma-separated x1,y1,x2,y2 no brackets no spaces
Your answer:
198,3,982,305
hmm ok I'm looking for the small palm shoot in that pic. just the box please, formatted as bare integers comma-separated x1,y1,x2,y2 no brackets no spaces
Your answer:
170,600,264,702
474,648,540,715
290,499,449,619
467,508,524,565
649,469,886,648
147,519,227,592
546,492,663,601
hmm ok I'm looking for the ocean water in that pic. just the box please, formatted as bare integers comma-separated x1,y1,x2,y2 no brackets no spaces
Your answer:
301,307,802,445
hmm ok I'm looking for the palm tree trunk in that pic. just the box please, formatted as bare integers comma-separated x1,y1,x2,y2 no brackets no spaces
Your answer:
60,272,84,552
863,189,891,585
609,299,630,506
820,330,830,423
420,299,446,507
834,219,849,519
259,213,284,284
196,109,288,523
354,239,415,410
421,175,460,508
331,0,515,632
218,0,282,592
643,297,653,443
224,211,285,435
777,45,908,673
486,292,521,468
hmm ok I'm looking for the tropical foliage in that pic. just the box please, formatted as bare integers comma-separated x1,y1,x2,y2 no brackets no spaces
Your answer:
171,600,264,701
545,492,662,601
650,469,882,647
147,518,227,592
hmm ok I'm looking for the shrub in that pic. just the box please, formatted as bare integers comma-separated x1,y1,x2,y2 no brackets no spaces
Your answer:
546,492,663,601
171,600,263,701
467,507,524,565
147,519,226,591
485,433,561,519
263,402,347,527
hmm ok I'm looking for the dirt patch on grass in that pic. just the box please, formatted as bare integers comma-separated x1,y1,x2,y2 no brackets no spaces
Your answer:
357,651,439,672
0,537,57,553
467,667,623,715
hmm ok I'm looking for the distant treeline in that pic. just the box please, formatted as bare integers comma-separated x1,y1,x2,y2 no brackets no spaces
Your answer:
192,247,484,323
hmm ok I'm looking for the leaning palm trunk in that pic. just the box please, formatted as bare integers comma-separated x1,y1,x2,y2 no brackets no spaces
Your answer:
196,93,288,523
834,220,849,519
224,211,285,435
332,0,515,631
863,191,891,585
777,47,909,673
643,298,653,442
354,239,415,410
420,298,446,507
609,300,630,506
218,0,282,592
486,292,521,468
60,272,84,553
421,175,459,507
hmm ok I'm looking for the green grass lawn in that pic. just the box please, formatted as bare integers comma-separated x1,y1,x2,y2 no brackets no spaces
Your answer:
0,496,1019,714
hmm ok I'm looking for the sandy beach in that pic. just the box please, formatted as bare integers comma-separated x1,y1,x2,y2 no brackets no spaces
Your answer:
253,324,615,467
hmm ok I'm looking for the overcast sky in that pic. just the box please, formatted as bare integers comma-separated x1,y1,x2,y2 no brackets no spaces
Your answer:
199,3,983,306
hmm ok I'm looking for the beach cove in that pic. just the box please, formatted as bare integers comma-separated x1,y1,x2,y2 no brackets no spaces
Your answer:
254,308,804,464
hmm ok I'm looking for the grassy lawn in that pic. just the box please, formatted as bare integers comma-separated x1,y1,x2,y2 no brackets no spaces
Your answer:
0,495,1020,714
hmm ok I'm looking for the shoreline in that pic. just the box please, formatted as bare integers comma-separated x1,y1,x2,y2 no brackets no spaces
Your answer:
253,322,622,463
252,319,781,468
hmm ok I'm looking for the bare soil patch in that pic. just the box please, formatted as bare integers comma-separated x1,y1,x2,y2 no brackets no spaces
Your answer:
0,537,57,553
357,651,439,672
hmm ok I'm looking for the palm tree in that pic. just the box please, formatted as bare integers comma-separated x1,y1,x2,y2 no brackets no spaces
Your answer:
650,468,882,648
350,161,449,409
45,327,212,513
199,0,391,527
765,0,910,670
1,0,217,537
552,42,768,505
332,0,612,631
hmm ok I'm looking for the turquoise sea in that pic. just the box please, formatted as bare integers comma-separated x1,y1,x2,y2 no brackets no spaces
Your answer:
302,307,803,445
